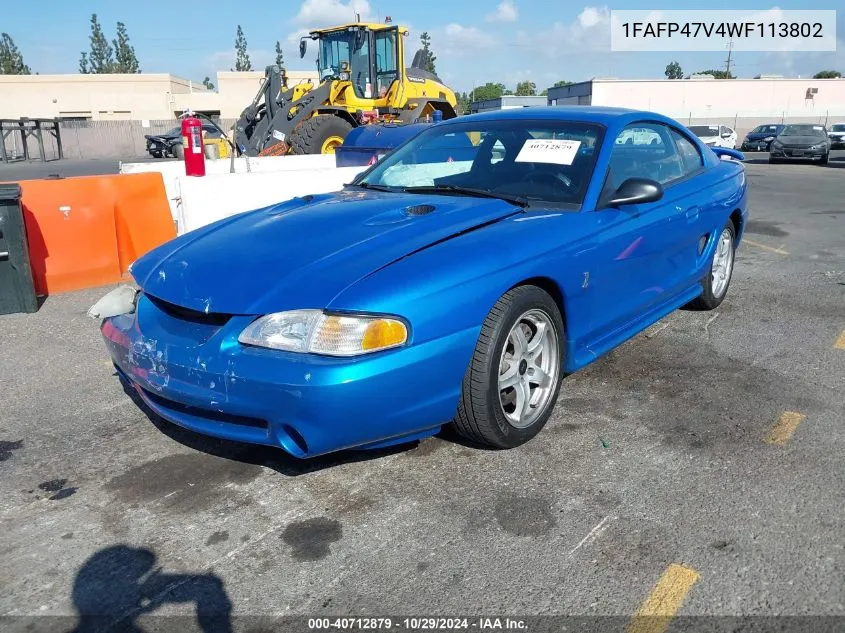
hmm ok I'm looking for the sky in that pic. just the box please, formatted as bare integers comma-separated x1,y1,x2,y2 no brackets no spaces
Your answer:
4,0,843,92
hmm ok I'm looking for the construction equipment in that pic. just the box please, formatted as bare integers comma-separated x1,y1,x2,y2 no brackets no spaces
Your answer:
234,22,458,156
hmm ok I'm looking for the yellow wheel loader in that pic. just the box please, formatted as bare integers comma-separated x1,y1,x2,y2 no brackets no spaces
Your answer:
234,22,458,156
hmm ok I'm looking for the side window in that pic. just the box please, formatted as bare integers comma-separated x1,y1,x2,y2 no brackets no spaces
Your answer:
608,122,684,188
670,129,703,175
374,31,398,98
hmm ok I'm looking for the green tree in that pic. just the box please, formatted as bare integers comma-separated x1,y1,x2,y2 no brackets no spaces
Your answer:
0,33,31,74
471,82,506,102
455,91,472,115
112,22,140,73
419,31,436,74
665,60,683,79
813,70,841,78
274,41,285,68
515,80,536,96
79,14,115,73
233,25,252,71
695,69,734,79
202,76,215,90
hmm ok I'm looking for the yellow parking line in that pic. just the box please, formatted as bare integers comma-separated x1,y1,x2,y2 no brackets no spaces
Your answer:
765,411,806,445
626,564,700,633
834,329,845,350
743,239,789,255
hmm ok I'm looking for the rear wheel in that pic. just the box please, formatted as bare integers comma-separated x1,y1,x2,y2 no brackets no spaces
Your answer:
688,222,735,310
289,115,353,155
452,286,564,449
172,143,184,160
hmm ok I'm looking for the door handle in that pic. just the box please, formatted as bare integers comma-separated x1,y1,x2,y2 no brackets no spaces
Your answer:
0,251,9,260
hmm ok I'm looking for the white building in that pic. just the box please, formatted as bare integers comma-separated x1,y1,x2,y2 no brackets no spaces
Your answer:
546,77,845,135
0,69,319,121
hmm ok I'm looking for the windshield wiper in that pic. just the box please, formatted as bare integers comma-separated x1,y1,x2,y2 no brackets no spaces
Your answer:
346,182,399,193
401,185,529,208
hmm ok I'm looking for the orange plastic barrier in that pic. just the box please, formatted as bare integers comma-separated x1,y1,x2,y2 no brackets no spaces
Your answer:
18,173,175,295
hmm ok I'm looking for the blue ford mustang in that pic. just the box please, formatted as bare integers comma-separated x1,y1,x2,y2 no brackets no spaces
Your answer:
99,107,747,458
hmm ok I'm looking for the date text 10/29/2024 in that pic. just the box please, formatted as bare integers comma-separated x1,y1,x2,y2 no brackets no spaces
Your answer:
307,618,528,630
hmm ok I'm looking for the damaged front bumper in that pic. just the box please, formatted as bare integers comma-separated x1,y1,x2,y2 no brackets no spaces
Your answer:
100,292,476,458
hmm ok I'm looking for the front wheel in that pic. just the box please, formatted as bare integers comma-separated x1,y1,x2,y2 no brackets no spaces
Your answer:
289,115,353,155
688,223,736,310
172,143,184,160
819,153,829,165
452,286,564,449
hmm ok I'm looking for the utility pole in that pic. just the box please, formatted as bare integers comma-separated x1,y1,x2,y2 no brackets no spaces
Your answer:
725,37,734,78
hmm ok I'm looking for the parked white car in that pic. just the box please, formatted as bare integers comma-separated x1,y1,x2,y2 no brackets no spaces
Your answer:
688,124,738,149
828,123,845,149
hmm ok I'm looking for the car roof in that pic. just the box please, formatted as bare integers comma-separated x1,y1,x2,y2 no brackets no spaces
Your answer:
453,106,640,125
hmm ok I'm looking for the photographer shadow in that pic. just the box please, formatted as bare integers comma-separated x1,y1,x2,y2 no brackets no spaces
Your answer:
69,545,232,633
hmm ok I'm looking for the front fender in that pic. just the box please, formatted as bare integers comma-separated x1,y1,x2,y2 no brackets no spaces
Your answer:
330,212,596,370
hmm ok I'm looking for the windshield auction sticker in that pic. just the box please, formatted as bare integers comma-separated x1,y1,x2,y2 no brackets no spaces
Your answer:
515,139,581,165
611,9,836,51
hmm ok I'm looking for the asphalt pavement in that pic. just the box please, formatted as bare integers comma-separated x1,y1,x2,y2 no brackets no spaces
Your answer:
1,153,844,632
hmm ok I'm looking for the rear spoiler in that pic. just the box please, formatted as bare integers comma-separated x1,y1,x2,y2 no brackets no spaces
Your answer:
711,147,745,161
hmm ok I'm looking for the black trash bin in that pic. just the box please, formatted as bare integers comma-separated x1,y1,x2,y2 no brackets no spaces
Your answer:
0,184,38,315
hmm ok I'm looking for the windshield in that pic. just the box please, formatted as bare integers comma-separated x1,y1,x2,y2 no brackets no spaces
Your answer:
752,125,780,134
317,30,370,96
357,120,604,208
781,125,825,137
688,125,719,137
166,126,181,136
830,124,845,132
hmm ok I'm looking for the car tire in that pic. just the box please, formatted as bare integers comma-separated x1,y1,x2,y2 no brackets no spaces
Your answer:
768,156,778,164
819,153,829,165
452,285,564,449
688,222,736,311
289,115,353,155
172,143,184,160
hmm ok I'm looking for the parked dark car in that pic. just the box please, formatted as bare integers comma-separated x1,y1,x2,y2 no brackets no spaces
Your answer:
769,124,831,164
144,124,223,159
740,123,785,151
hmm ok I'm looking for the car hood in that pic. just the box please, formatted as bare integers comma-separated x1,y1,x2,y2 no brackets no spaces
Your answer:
698,136,720,144
746,132,776,140
145,133,178,141
131,190,523,315
777,136,826,146
828,130,845,137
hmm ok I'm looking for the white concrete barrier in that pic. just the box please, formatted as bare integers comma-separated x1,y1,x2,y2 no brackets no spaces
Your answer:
177,166,366,234
119,155,339,220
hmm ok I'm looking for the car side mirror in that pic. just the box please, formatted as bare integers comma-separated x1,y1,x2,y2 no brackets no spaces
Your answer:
605,178,663,207
299,39,307,58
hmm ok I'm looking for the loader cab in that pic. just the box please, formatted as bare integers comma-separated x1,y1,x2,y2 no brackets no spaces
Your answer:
301,24,402,102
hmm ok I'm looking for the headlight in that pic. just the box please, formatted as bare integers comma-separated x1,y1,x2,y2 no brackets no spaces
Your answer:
809,143,824,150
763,136,774,141
772,140,783,149
238,309,408,356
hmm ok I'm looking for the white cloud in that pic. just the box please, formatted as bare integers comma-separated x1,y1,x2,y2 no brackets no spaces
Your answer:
578,6,608,28
285,0,375,46
435,23,495,57
519,5,612,57
291,0,374,26
486,1,518,23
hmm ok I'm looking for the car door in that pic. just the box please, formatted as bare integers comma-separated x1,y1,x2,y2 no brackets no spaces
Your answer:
586,121,705,336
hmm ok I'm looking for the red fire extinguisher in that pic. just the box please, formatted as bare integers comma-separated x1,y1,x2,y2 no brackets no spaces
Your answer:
180,115,206,177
